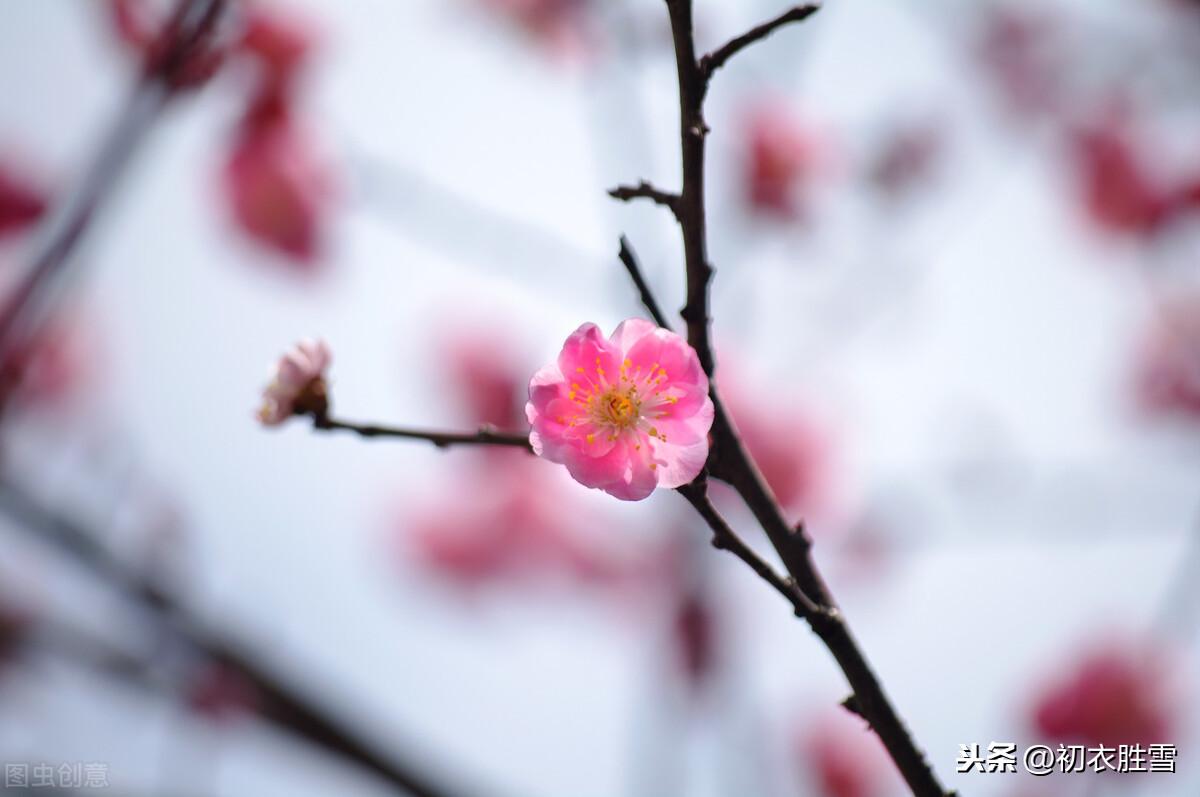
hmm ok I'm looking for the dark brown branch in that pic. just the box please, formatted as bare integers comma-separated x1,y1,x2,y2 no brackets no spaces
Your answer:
677,482,821,620
313,416,533,452
621,3,954,795
0,480,498,797
617,236,673,330
607,181,681,218
699,4,821,80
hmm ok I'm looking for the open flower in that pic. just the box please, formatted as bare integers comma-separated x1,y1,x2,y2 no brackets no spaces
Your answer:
257,338,330,426
526,319,713,501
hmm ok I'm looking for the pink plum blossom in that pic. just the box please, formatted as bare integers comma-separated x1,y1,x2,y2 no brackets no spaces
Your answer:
742,103,821,219
257,338,330,426
526,319,713,501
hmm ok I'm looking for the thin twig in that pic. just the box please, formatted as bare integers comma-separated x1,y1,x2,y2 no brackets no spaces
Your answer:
608,181,682,218
621,3,953,795
699,4,821,80
617,236,673,331
313,417,533,452
0,479,498,797
677,482,821,620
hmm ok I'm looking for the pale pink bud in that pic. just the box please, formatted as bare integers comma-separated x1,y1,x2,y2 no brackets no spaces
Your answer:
257,338,330,426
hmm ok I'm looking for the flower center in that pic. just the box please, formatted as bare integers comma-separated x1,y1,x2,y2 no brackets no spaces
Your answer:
598,387,640,429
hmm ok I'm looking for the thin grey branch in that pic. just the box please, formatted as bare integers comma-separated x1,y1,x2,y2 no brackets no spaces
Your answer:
699,4,821,80
313,416,533,452
608,181,681,218
617,236,673,331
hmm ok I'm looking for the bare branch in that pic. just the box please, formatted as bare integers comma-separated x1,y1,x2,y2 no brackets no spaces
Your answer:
630,2,954,795
699,4,821,80
617,236,674,331
313,417,533,452
607,181,681,218
677,482,822,620
0,479,501,797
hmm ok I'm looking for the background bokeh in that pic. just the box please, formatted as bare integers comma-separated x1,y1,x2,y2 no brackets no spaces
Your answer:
0,1,1197,796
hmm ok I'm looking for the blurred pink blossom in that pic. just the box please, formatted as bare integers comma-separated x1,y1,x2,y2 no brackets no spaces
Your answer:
742,103,821,219
527,319,713,501
476,0,591,56
258,338,330,426
1030,642,1180,746
975,6,1062,117
795,709,897,797
725,387,839,525
238,5,316,88
223,119,332,265
403,459,630,591
1134,294,1200,422
672,586,717,691
0,163,48,239
868,121,943,199
443,328,526,430
1,316,94,413
1072,120,1172,237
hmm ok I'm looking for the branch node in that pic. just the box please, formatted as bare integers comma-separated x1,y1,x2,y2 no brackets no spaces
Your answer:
617,236,673,330
607,181,681,219
841,694,867,721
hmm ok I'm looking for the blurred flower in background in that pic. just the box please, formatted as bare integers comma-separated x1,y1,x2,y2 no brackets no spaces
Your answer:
0,161,47,239
1029,640,1183,747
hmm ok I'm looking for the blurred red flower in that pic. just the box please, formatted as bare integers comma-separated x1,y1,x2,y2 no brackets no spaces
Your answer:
1135,294,1200,423
238,5,315,88
1030,643,1178,746
442,328,527,430
795,710,897,797
223,119,331,266
476,0,591,55
726,387,839,524
1072,121,1172,237
976,6,1062,117
0,316,93,412
742,104,821,219
0,164,48,239
402,459,629,591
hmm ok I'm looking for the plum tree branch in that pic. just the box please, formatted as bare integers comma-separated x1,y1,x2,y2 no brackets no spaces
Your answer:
608,181,681,218
617,236,673,331
677,481,822,620
699,4,822,80
312,416,533,452
0,478,503,797
616,3,956,795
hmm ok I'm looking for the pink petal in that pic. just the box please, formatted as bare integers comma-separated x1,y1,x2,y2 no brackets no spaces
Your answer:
609,318,658,353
